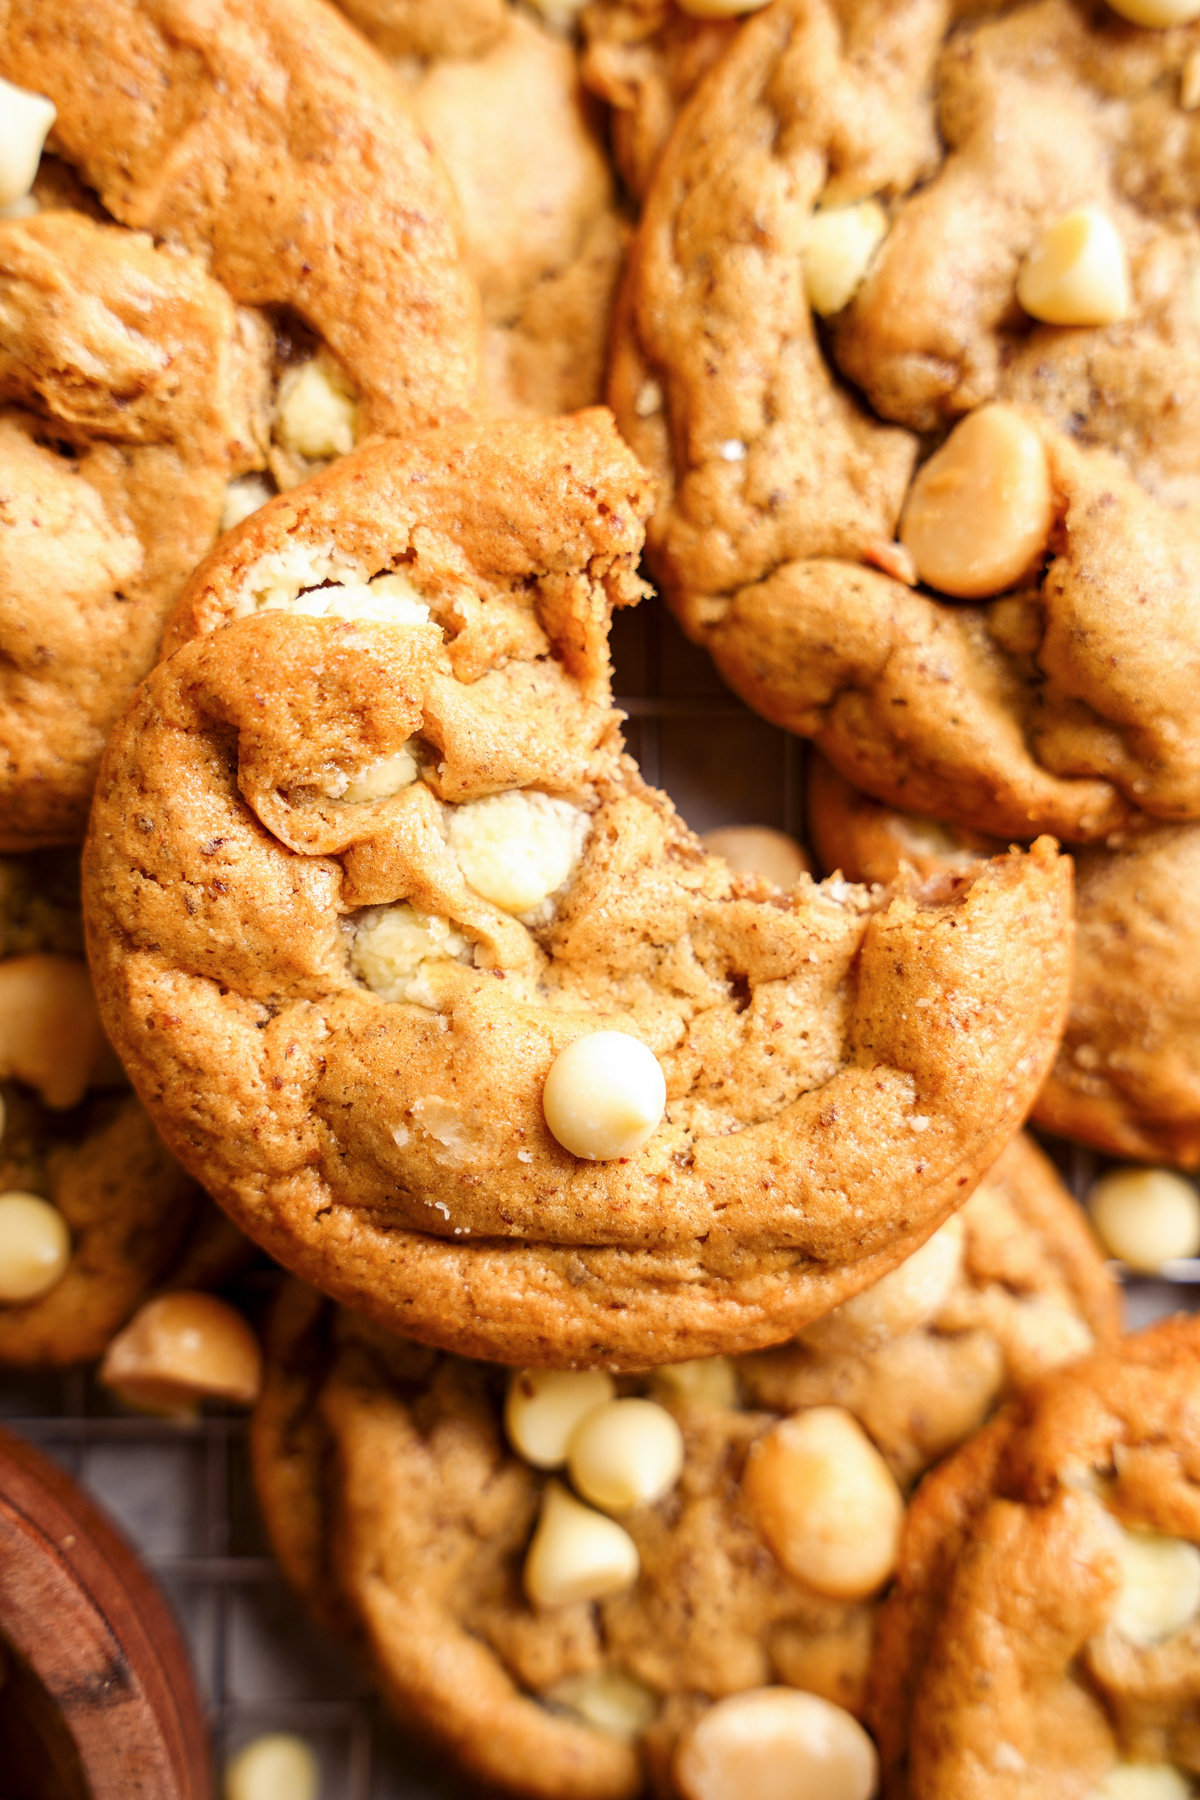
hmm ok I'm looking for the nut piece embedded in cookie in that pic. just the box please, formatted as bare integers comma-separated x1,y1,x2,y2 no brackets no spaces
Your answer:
0,1192,69,1301
543,1032,667,1162
1016,207,1130,328
100,1292,263,1421
674,1689,878,1800
701,826,811,888
1088,1168,1200,1271
0,76,54,210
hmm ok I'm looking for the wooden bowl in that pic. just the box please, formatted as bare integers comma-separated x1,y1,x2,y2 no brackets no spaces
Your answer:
0,1421,209,1800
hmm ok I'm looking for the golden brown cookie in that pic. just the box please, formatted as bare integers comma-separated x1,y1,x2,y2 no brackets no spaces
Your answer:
809,753,1200,1170
0,0,478,848
253,1169,1115,1800
332,0,628,417
869,1315,1200,1799
611,0,1200,843
84,410,1072,1367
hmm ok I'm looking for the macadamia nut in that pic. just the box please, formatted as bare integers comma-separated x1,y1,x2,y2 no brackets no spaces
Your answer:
742,1406,904,1601
342,745,419,803
651,1357,739,1410
524,1481,640,1608
543,1668,658,1740
1088,1168,1200,1271
100,1292,263,1421
1016,206,1130,327
1111,1526,1200,1646
1106,0,1200,24
225,1732,318,1800
674,1688,878,1800
0,1193,70,1303
350,904,471,1004
1096,1768,1193,1800
275,354,358,461
505,1368,616,1468
0,77,55,211
448,791,590,916
900,404,1054,600
543,1031,667,1161
804,201,889,318
220,476,273,535
277,571,431,626
568,1397,685,1513
804,1215,964,1352
0,954,108,1111
701,826,811,888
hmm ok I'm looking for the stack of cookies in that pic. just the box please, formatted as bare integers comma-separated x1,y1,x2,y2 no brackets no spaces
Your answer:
2,0,1200,1794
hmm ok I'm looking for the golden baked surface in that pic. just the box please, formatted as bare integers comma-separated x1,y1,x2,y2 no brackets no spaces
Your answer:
83,410,1072,1367
611,0,1200,842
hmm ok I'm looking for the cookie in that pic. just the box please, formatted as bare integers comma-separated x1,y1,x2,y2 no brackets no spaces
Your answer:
333,0,628,418
869,1314,1200,1798
252,1159,1115,1800
0,0,478,847
611,0,1200,843
809,753,1200,1169
83,409,1073,1367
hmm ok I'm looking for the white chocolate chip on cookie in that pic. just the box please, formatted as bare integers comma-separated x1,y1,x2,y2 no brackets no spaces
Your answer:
350,904,471,1004
1110,1525,1200,1646
0,1193,70,1303
342,745,419,803
674,1688,878,1800
543,1668,658,1740
524,1481,640,1608
448,791,590,915
900,404,1054,600
677,0,773,15
1095,1768,1193,1800
221,475,273,535
652,1357,739,1409
543,1031,666,1161
1017,206,1130,327
1106,0,1200,22
505,1368,616,1468
742,1405,904,1600
275,354,358,461
225,1732,319,1800
1088,1168,1200,1271
0,77,56,211
804,201,889,318
568,1397,685,1512
804,1214,965,1350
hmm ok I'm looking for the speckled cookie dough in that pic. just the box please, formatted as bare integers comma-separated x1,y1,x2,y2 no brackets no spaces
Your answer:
84,409,1072,1367
252,1164,1115,1800
0,0,478,847
611,0,1200,843
870,1315,1200,1799
332,0,628,418
809,753,1200,1170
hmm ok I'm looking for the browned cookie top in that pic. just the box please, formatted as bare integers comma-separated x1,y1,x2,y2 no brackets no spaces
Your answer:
612,0,1200,842
870,1315,1200,1798
84,410,1071,1368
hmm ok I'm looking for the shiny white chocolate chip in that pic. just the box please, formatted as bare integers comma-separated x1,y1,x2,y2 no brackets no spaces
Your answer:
0,77,56,211
543,1031,667,1161
1016,206,1130,327
568,1398,685,1513
447,791,590,915
524,1481,640,1608
285,571,430,625
1107,0,1200,21
1110,1525,1200,1646
100,1292,263,1421
701,826,810,889
804,200,889,318
225,1732,319,1800
674,1688,878,1800
651,1358,739,1410
1088,1167,1200,1271
544,1668,658,1740
342,745,419,803
505,1368,617,1468
0,1193,70,1303
220,475,273,534
805,1215,965,1351
275,355,358,461
1095,1768,1193,1800
742,1406,904,1601
350,904,471,1004
676,0,772,15
900,403,1054,600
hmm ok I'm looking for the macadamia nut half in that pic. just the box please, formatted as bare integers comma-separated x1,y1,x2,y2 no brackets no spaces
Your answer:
0,1192,70,1303
100,1292,263,1421
1087,1168,1200,1271
674,1688,878,1800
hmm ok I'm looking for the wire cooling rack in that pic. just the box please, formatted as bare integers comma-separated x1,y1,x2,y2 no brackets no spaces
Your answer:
0,594,1190,1798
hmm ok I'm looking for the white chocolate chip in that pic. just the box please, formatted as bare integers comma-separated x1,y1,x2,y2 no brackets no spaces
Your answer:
505,1368,616,1468
1088,1168,1200,1271
220,475,273,534
568,1398,685,1513
342,745,419,803
100,1292,263,1422
651,1357,739,1410
1095,1768,1193,1800
634,379,663,418
275,354,358,461
1107,0,1200,20
543,1031,667,1162
524,1481,640,1608
0,77,55,211
900,403,1054,600
742,1406,904,1601
225,1732,319,1800
1110,1525,1200,1646
282,570,431,625
543,1668,658,1740
447,791,590,917
1016,206,1130,327
523,0,588,25
674,1688,878,1800
701,826,809,889
676,0,772,15
350,904,471,1004
804,200,889,318
0,1192,70,1303
804,1215,964,1352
